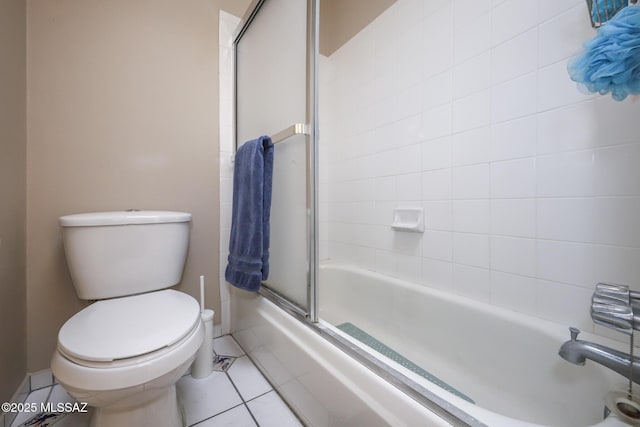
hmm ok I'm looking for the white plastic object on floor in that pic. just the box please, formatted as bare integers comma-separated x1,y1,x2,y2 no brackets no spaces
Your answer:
191,309,214,379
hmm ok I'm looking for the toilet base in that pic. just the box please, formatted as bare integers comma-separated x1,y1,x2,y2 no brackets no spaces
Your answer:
51,309,204,427
89,384,183,427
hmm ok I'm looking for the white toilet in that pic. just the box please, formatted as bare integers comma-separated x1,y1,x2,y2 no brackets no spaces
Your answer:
51,210,204,427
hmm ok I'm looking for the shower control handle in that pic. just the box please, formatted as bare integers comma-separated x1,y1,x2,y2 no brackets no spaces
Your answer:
591,283,639,334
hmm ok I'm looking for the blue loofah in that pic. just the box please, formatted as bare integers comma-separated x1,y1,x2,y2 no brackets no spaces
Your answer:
568,5,640,101
592,0,629,24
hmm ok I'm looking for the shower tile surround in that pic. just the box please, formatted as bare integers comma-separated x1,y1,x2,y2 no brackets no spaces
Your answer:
1,336,301,427
319,0,640,337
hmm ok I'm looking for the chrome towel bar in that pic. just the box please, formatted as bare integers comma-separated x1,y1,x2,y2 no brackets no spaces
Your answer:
234,123,310,155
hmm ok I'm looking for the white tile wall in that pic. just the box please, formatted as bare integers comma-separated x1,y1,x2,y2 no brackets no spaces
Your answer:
490,199,536,238
490,158,536,198
490,115,537,161
423,230,452,261
453,233,489,268
491,0,538,46
453,127,490,166
422,258,453,290
491,29,537,84
453,52,491,99
453,200,490,234
453,164,490,199
320,0,640,336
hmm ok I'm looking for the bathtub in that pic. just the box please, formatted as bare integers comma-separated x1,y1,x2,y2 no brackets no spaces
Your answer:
231,263,632,427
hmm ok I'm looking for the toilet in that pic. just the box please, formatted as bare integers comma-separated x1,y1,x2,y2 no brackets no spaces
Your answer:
51,210,204,427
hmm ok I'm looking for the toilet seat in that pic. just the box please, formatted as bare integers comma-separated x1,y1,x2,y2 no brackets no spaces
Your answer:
58,289,200,365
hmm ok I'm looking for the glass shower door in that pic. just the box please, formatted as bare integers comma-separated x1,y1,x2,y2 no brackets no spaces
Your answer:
234,0,318,312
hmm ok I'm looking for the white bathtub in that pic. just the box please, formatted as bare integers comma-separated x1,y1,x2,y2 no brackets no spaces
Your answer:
232,263,632,427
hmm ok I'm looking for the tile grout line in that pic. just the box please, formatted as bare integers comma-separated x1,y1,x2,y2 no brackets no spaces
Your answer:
221,335,272,426
182,348,246,427
223,369,260,427
9,386,54,427
227,335,304,427
222,337,262,426
184,336,252,426
187,402,247,427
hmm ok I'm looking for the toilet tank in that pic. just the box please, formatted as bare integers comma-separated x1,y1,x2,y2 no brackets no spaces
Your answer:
59,211,192,300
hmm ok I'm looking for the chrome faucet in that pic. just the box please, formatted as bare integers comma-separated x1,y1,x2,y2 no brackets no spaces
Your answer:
559,327,640,384
558,283,640,383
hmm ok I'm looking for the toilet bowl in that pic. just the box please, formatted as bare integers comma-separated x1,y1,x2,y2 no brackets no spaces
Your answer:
51,211,203,427
52,290,203,427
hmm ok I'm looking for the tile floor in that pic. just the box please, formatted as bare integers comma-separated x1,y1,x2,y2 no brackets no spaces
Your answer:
3,335,303,427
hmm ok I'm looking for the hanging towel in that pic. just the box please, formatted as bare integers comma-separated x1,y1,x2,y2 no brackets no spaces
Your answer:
225,135,274,292
568,5,640,101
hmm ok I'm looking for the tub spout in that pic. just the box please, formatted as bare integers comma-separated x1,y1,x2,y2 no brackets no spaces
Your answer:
559,327,640,384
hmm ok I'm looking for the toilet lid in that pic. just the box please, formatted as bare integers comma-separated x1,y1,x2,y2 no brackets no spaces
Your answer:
58,289,201,363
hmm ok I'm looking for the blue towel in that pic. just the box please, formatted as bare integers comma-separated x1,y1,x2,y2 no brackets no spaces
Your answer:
225,136,274,292
568,5,640,101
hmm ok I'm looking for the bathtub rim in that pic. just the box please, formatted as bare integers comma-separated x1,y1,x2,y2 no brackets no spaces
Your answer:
257,280,488,427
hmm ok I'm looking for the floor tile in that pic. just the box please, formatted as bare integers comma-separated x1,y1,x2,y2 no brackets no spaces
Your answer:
5,336,299,427
29,371,53,391
46,411,92,427
193,405,256,427
214,336,245,357
10,387,50,427
227,356,272,401
247,391,302,427
15,412,65,427
177,371,243,426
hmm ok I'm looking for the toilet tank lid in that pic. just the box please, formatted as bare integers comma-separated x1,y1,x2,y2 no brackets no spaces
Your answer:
59,210,192,227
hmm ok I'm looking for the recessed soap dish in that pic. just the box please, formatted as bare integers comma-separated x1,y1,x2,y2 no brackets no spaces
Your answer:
391,207,424,233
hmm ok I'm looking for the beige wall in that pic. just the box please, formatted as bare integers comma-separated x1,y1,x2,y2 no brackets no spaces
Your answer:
0,0,27,403
320,0,395,56
218,0,251,22
25,0,248,372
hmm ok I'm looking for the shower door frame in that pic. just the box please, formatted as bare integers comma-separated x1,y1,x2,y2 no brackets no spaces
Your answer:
231,1,482,425
233,0,319,322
